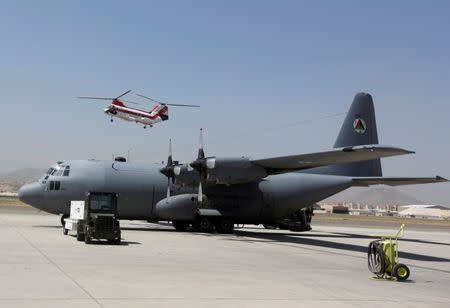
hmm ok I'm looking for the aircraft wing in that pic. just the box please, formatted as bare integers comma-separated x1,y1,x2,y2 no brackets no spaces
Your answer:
352,176,448,187
252,145,414,174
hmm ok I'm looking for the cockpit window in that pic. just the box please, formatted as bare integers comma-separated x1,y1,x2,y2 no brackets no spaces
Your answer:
55,169,63,176
49,181,61,191
63,165,70,176
47,168,54,175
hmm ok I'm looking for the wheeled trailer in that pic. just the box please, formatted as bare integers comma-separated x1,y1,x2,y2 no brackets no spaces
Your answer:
63,201,86,241
367,224,410,281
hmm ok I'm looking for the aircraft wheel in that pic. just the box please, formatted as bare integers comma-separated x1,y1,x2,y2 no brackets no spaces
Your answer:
193,217,214,233
263,224,277,229
60,214,69,226
84,236,91,244
172,221,190,231
215,218,234,234
393,263,410,281
63,228,68,235
76,232,85,242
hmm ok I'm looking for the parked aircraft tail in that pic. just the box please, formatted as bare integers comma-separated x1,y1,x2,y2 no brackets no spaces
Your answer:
324,92,382,176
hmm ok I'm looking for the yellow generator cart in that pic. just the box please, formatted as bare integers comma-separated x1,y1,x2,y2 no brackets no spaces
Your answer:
367,224,410,281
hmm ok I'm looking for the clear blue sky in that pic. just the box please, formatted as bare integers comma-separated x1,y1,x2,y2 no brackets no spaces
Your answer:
1,1,449,204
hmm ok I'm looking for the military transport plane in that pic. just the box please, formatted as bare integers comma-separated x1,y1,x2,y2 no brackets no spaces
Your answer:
18,93,447,233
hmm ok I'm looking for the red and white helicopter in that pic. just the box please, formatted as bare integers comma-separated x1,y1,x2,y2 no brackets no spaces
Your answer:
78,90,200,128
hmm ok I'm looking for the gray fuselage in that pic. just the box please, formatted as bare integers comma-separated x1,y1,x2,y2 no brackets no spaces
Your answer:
18,159,353,224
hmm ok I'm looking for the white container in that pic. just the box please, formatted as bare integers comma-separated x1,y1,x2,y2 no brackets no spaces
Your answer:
70,201,85,220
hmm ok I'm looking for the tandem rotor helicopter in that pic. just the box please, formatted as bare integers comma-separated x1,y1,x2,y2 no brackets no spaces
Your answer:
78,90,200,128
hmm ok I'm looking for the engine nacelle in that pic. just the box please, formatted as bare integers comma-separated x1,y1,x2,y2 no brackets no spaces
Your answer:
173,164,199,187
172,157,267,187
154,194,198,221
204,157,267,185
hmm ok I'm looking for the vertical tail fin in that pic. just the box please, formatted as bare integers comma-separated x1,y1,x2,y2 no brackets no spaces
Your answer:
150,104,169,121
315,93,382,176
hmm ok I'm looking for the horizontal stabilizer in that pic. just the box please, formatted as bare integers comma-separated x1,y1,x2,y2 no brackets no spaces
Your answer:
252,145,414,174
352,176,448,187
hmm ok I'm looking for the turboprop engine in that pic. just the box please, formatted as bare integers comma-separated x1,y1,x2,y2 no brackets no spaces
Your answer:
190,157,267,185
160,129,268,194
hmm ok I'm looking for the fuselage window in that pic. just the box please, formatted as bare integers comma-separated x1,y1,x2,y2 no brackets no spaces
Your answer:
54,181,60,190
49,181,55,190
47,168,54,175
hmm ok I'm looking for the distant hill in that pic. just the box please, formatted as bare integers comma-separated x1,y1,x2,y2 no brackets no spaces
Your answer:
323,186,424,206
0,168,45,192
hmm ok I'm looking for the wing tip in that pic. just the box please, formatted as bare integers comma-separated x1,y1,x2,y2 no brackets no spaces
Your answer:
436,176,449,182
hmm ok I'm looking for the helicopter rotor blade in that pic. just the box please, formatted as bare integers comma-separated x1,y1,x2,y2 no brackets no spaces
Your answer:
115,90,132,100
136,94,200,107
136,93,163,104
77,97,115,100
163,103,200,108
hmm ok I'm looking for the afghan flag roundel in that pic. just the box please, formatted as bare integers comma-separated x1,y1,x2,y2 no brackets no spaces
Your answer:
353,118,366,134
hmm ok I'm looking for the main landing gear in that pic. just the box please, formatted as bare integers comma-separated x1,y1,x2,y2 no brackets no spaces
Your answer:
172,216,235,234
265,206,314,232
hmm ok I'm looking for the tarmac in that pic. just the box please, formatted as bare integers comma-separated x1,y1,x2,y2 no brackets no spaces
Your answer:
0,205,449,308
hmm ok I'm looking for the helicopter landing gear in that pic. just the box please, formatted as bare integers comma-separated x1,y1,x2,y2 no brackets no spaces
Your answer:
110,118,113,122
143,125,147,129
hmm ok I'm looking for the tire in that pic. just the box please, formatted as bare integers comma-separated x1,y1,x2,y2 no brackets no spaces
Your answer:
61,214,69,226
193,217,214,233
76,232,85,242
263,224,277,230
393,263,410,281
84,235,91,244
63,228,68,235
215,218,234,234
172,221,190,231
107,239,121,245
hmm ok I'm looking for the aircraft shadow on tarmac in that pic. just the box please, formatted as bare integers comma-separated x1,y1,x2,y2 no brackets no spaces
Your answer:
121,227,178,232
33,225,63,229
231,230,450,263
65,235,142,246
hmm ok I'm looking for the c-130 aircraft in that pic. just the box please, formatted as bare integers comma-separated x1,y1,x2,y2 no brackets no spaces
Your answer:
18,93,447,233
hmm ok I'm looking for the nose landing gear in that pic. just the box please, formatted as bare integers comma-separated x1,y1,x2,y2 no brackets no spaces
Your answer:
60,214,69,226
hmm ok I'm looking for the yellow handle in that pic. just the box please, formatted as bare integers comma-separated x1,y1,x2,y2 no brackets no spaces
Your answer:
395,224,405,239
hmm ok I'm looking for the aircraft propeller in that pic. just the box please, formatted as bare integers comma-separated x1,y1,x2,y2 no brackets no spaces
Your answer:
190,128,211,203
160,139,179,198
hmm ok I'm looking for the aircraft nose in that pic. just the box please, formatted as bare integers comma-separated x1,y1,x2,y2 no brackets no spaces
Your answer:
18,182,44,207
